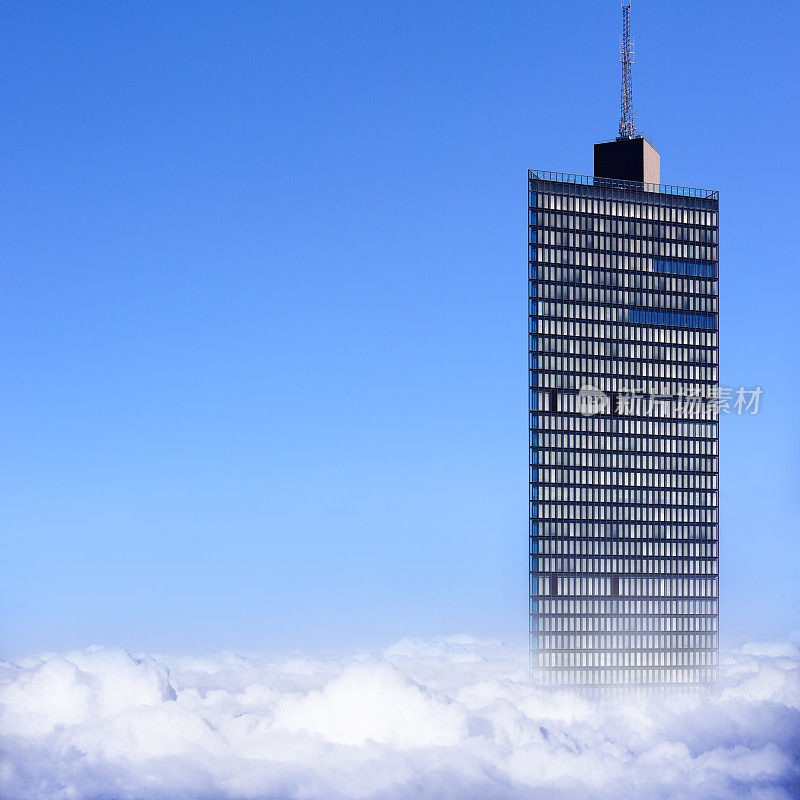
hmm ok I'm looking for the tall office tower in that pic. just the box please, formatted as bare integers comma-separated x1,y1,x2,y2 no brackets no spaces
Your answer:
527,3,719,692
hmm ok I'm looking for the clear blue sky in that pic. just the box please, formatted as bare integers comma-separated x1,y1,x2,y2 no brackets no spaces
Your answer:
1,0,798,656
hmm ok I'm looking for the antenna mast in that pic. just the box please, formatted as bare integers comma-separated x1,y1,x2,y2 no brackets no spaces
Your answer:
618,1,636,139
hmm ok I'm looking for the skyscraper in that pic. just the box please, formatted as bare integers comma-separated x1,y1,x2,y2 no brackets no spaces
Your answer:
527,4,719,692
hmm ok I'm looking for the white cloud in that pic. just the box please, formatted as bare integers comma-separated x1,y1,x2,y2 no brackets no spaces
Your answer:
1,636,798,800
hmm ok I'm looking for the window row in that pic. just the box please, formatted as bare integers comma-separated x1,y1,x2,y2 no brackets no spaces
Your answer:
533,537,717,557
534,264,717,296
533,433,718,455
532,502,718,523
534,371,716,396
536,283,717,313
532,392,719,421
532,355,718,382
532,613,717,634
532,556,717,576
531,649,717,669
530,633,718,650
654,258,716,278
531,299,718,331
534,317,717,347
531,667,718,686
531,596,718,616
533,574,718,598
533,468,717,489
532,485,718,507
530,211,718,246
533,229,717,263
529,444,719,474
529,190,718,226
530,244,715,272
532,521,718,541
631,308,717,329
534,412,718,439
533,337,717,364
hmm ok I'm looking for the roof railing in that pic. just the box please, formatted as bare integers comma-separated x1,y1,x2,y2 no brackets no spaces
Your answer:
528,169,719,200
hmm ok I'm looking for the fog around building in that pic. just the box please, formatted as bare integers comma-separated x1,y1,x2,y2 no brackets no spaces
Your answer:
1,635,798,799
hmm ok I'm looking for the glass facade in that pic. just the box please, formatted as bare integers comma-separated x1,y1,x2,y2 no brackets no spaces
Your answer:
528,170,720,692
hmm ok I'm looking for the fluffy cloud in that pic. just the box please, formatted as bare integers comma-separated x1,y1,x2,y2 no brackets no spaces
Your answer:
1,636,799,800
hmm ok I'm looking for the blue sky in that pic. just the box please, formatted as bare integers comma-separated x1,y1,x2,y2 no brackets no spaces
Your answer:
0,0,798,656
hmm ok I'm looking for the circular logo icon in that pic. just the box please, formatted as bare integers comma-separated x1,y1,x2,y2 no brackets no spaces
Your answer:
577,385,609,416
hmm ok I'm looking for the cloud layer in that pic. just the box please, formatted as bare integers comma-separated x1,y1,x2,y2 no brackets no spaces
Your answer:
1,636,799,800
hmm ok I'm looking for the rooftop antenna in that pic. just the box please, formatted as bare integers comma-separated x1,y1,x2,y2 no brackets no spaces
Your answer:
618,1,636,140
